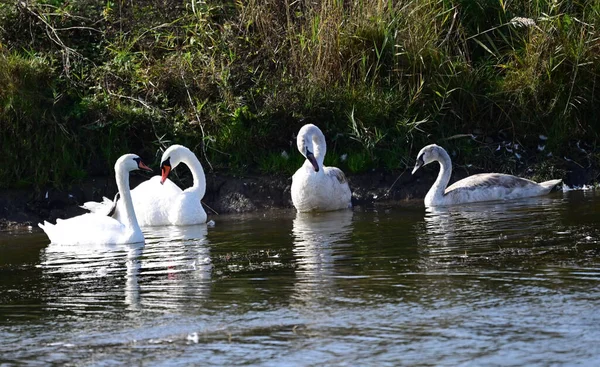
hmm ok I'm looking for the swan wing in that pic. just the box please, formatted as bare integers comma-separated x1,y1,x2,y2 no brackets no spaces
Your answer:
443,173,555,203
325,166,352,208
80,195,117,216
326,166,349,185
446,173,536,194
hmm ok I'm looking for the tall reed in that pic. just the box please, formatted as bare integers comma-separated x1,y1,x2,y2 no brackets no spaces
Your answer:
1,0,599,188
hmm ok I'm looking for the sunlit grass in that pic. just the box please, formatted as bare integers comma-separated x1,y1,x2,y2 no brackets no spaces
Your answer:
1,0,600,188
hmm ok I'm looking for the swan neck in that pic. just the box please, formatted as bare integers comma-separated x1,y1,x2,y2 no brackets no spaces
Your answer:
115,165,141,232
313,132,326,167
428,150,452,201
181,153,206,198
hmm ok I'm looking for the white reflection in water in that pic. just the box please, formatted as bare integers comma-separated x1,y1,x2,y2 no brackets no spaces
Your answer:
40,224,212,312
125,243,142,309
41,241,146,312
419,195,565,256
138,224,212,310
145,224,212,282
292,210,353,303
42,241,144,276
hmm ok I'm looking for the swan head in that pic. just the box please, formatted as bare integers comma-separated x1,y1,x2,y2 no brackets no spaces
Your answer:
159,144,191,184
297,124,321,172
116,154,153,173
412,144,444,174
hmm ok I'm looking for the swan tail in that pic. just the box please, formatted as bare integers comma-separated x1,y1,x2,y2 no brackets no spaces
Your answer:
38,221,57,242
38,220,54,229
539,179,562,192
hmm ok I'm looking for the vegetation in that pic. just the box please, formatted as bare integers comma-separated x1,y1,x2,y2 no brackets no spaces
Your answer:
1,0,600,189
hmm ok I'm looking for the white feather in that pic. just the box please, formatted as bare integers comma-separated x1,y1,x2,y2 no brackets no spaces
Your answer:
291,124,352,212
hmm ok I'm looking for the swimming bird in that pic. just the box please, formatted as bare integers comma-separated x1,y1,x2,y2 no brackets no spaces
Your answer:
82,145,207,226
156,144,207,225
411,144,562,207
39,154,153,245
291,124,352,212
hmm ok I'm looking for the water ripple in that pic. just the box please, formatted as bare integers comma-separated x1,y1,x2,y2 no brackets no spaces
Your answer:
2,191,600,365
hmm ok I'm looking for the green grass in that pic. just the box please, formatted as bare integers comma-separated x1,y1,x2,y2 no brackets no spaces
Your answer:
1,0,600,189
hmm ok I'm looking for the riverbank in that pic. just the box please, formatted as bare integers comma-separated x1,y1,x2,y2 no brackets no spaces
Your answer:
1,159,595,231
2,2,600,193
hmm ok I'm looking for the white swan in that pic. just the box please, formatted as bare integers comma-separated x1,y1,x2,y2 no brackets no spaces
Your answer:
291,124,352,212
411,144,562,207
82,145,207,226
38,154,153,245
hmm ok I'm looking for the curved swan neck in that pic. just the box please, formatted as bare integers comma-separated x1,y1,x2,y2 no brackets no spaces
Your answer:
428,148,452,201
312,130,326,167
180,152,206,198
115,164,141,232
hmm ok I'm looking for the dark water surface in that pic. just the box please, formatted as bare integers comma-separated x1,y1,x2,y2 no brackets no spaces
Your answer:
1,190,600,366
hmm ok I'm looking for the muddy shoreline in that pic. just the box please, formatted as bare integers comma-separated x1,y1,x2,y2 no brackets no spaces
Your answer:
0,164,595,230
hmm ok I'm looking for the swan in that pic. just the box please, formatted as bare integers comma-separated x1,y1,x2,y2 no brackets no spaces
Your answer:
156,144,208,225
38,154,153,245
291,124,352,212
82,145,208,226
411,144,562,207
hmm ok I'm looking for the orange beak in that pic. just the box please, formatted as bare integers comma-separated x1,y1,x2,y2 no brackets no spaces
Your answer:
160,164,171,184
138,161,153,172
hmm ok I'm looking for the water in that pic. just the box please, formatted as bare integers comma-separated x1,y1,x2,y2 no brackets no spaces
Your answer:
2,190,600,366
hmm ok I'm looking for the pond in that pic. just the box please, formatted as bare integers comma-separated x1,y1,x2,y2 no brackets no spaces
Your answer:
1,190,600,366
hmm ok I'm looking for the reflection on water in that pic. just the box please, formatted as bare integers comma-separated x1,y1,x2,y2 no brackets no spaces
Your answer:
418,194,600,269
141,224,212,310
420,196,565,252
2,191,600,365
292,210,353,304
38,224,212,314
125,243,142,309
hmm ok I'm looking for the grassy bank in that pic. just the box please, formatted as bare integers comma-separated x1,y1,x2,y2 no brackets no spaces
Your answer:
1,0,600,189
